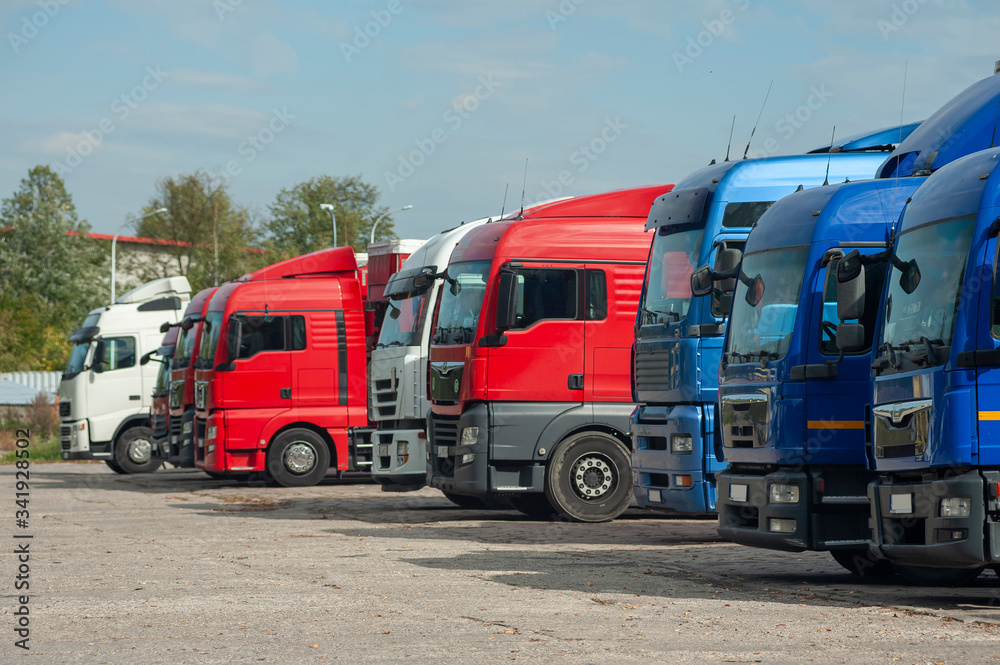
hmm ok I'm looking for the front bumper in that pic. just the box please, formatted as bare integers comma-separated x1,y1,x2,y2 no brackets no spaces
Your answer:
371,427,426,489
717,467,874,553
871,469,1000,569
631,405,713,514
427,404,544,497
59,420,109,460
166,409,196,468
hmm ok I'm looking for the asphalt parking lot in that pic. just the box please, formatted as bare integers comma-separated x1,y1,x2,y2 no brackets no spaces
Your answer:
3,464,1000,664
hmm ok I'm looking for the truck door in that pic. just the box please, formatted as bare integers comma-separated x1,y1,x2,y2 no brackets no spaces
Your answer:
486,264,584,406
975,234,1000,461
802,248,887,465
88,334,143,443
225,314,293,413
290,310,346,425
584,263,643,402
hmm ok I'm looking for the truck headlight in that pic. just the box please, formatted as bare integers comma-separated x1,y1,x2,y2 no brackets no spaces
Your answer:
670,434,693,454
207,426,217,442
461,427,479,446
460,453,475,465
940,497,971,517
182,421,193,435
769,484,800,504
397,441,409,457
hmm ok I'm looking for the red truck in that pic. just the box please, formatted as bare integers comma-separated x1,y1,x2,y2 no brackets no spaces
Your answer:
192,247,374,486
426,185,672,522
167,286,218,470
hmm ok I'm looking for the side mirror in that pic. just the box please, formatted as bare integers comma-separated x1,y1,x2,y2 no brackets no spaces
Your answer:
388,303,401,320
714,246,741,294
837,263,866,321
140,351,155,366
449,278,461,296
837,249,863,283
159,321,171,334
412,273,430,289
180,317,195,331
899,259,921,295
836,322,865,352
744,274,764,307
495,271,518,331
225,316,243,362
92,362,105,374
690,265,713,297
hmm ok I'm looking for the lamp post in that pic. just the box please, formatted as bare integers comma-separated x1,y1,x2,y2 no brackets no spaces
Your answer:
319,203,337,248
111,207,167,303
370,204,413,245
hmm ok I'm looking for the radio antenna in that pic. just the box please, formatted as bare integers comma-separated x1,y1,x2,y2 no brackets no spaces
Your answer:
743,80,773,159
724,115,736,162
518,158,528,218
500,183,509,219
823,126,836,186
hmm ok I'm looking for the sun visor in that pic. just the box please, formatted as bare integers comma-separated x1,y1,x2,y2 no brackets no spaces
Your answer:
68,326,99,343
384,265,438,300
645,187,709,230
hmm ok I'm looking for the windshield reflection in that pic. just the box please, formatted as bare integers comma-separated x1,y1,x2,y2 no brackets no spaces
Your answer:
433,261,490,345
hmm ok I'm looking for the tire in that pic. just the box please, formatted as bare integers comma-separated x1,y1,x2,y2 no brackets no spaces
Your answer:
112,426,163,474
443,492,486,509
265,428,331,487
105,459,127,474
508,493,558,519
544,431,632,523
894,564,985,587
829,548,897,582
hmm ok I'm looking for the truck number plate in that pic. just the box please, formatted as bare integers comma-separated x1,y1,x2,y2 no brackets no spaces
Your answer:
729,484,748,503
378,444,389,457
436,446,449,458
889,493,913,514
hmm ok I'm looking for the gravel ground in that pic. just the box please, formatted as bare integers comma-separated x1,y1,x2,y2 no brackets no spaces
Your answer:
2,463,1000,664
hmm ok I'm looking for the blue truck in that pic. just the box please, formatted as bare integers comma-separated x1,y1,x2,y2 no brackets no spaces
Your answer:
856,69,1000,585
713,66,1000,580
630,133,915,516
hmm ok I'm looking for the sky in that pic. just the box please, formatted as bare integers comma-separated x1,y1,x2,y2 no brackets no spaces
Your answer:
2,0,999,242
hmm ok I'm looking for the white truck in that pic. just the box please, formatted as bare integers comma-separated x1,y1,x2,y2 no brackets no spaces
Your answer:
369,219,492,499
59,276,191,473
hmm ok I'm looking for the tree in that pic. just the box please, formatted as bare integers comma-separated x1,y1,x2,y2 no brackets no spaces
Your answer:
266,175,395,255
130,171,269,292
0,165,108,371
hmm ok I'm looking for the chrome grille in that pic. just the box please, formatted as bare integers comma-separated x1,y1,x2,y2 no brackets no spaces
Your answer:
151,412,168,439
60,424,71,450
58,400,71,417
430,415,459,478
720,393,768,448
169,380,184,409
872,399,931,458
372,376,399,419
194,381,208,410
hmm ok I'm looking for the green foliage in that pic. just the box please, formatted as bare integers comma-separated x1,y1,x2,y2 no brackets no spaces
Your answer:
130,171,271,292
0,165,108,371
266,174,396,255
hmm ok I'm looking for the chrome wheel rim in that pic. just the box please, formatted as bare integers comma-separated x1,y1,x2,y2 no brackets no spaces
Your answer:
284,442,317,474
128,437,152,464
571,454,615,499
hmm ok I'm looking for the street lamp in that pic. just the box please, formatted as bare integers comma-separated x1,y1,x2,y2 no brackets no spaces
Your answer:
111,207,168,303
319,203,337,248
370,204,413,245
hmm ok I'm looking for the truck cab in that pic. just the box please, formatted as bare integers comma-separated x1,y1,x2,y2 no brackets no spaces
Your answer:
166,286,218,469
369,220,491,492
192,247,371,486
714,177,922,576
632,147,901,516
148,324,180,463
59,276,191,473
426,186,672,522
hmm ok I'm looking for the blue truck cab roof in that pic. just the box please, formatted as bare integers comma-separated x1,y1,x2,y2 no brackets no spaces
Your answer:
719,177,924,466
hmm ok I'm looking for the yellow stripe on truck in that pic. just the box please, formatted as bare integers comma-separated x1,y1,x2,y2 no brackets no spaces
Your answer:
979,411,1000,421
806,420,865,430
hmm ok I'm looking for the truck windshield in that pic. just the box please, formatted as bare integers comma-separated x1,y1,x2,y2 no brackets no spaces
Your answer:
173,323,198,370
377,292,429,348
63,342,91,379
881,215,975,367
726,247,810,363
641,224,704,324
197,312,224,369
433,260,491,345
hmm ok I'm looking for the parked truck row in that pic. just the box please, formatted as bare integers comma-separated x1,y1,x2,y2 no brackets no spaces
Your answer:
57,62,1000,585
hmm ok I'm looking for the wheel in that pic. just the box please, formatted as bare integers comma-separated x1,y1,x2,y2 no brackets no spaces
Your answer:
443,492,485,509
894,564,985,587
544,432,632,523
265,428,331,487
507,493,558,519
830,548,897,581
112,426,163,474
105,459,127,474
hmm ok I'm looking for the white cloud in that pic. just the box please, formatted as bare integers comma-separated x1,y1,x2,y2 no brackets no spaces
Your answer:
171,70,273,95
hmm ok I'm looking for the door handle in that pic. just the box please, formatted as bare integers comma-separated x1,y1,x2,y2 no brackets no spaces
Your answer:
280,388,292,399
129,395,141,401
567,374,583,390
